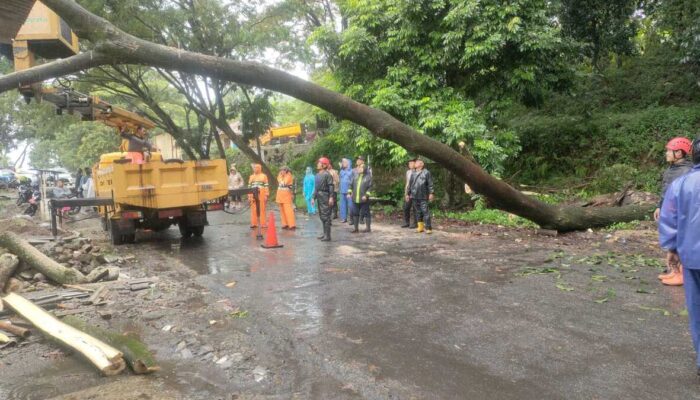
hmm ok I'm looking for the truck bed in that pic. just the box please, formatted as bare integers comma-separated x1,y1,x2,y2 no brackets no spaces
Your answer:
95,155,228,210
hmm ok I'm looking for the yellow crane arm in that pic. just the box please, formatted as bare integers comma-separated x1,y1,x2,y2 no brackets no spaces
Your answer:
38,87,156,136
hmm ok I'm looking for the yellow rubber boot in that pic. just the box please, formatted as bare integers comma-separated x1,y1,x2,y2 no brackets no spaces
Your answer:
658,271,674,280
662,267,684,286
416,222,425,233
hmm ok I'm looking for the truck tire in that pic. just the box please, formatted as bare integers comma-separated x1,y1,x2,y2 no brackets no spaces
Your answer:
178,221,193,239
109,219,123,245
123,233,136,244
192,226,204,237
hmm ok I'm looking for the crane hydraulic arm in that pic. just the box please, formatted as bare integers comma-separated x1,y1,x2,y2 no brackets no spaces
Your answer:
37,87,156,133
10,1,156,135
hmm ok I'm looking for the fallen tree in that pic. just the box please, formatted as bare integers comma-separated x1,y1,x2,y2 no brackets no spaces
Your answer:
0,232,85,285
0,0,655,231
63,315,159,374
2,292,125,375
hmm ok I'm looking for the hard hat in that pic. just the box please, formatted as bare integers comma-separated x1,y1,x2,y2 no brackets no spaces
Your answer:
318,157,330,166
666,137,692,154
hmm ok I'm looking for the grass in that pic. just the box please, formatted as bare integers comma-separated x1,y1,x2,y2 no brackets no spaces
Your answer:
434,208,538,228
604,219,651,231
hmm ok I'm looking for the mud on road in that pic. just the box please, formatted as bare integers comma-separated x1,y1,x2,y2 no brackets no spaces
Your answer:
0,198,696,399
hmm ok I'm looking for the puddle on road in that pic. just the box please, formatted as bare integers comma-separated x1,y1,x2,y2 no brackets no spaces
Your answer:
0,358,106,400
148,213,332,338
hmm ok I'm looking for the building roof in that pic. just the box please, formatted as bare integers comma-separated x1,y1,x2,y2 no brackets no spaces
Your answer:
0,0,36,44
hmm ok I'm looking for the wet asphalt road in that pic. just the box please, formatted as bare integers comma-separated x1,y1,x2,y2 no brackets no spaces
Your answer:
148,209,699,399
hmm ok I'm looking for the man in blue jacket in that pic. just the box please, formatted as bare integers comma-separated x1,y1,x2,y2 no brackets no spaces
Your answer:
659,137,700,376
339,158,353,223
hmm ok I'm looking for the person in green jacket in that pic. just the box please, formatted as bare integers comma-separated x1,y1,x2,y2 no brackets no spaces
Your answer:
347,164,372,233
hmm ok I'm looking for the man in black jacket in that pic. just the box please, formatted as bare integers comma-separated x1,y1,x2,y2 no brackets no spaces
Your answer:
312,157,335,241
401,159,416,228
408,158,435,234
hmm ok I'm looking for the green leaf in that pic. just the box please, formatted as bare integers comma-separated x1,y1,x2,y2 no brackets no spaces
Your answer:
637,305,671,316
555,282,575,292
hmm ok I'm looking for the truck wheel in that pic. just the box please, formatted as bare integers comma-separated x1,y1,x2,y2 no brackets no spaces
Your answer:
178,221,193,239
123,233,136,244
109,220,123,245
192,226,204,237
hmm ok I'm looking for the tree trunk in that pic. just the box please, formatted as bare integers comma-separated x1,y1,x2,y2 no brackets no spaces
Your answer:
62,316,159,374
2,293,125,375
0,0,653,231
0,253,20,294
0,232,85,284
215,120,278,188
213,128,227,160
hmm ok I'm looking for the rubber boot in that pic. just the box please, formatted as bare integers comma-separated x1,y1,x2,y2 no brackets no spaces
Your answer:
321,224,331,241
662,267,684,286
658,270,674,280
351,216,359,233
363,215,371,233
425,226,432,234
416,222,425,233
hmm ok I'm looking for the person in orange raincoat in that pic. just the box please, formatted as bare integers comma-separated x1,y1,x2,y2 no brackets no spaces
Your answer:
276,166,296,230
248,163,269,228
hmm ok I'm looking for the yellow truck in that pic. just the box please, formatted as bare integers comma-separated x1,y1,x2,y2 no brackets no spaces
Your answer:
11,1,230,244
253,123,305,146
95,153,227,244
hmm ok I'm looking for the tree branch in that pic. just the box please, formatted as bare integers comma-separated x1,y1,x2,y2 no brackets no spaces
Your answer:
0,51,110,91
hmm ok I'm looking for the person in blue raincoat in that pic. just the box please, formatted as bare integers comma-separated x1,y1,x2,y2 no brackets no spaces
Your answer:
659,137,700,377
339,158,353,223
303,167,317,215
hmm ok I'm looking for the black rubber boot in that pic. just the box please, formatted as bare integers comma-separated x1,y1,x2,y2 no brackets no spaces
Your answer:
351,216,359,233
321,224,331,241
363,215,371,233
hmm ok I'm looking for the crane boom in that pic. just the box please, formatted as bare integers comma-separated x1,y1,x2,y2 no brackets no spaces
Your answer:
10,1,156,135
39,87,156,132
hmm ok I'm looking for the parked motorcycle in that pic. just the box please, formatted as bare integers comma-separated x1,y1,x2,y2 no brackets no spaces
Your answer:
16,184,34,206
23,189,41,217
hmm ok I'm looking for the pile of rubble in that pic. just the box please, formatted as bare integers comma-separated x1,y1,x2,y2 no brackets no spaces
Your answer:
40,236,121,283
0,231,159,375
1,234,121,294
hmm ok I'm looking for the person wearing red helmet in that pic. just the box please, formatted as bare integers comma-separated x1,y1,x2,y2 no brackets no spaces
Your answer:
312,156,335,241
656,136,693,286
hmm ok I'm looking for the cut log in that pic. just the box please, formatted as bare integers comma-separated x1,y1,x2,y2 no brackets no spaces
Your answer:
62,316,160,374
62,284,95,293
2,293,125,375
0,232,85,285
0,320,30,338
0,332,12,344
83,286,107,305
0,253,20,294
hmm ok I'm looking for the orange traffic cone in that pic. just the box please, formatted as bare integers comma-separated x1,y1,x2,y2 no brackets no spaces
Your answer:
261,212,284,249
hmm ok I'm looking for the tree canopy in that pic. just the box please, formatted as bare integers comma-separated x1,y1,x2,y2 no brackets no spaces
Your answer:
0,0,698,230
